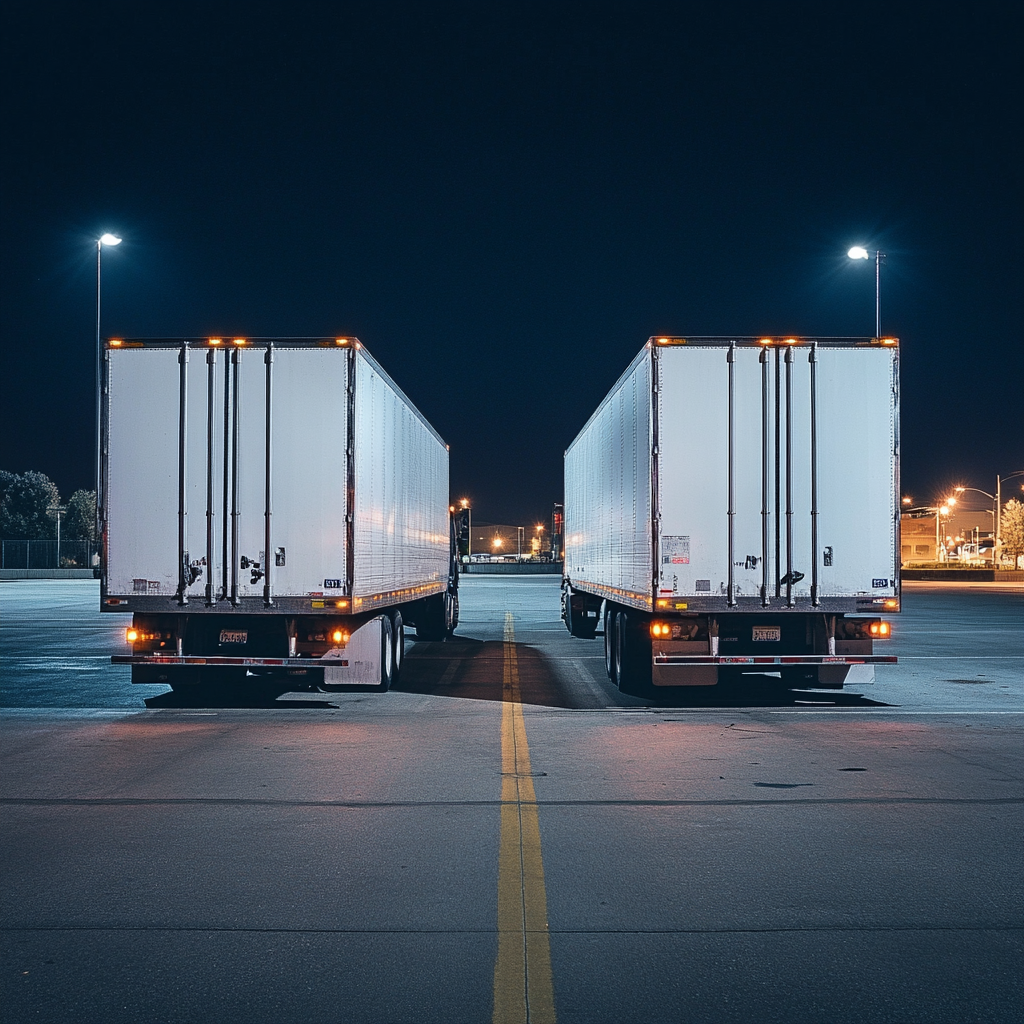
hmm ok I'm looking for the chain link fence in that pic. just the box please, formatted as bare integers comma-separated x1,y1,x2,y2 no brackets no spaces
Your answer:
1,540,100,570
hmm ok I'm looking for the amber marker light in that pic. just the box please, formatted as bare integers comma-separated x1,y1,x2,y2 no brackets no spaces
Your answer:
880,337,898,346
335,599,349,609
869,621,892,638
109,338,123,347
232,338,247,346
650,621,671,638
331,629,346,644
656,337,670,345
335,337,349,345
208,337,223,346
783,337,798,345
758,337,773,346
126,628,139,643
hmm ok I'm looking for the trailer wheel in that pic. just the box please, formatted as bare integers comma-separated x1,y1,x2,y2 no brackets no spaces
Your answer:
604,604,617,683
614,610,654,699
388,610,405,684
374,615,395,692
444,590,458,637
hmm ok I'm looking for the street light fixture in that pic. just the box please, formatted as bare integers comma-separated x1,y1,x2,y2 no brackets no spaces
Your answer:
847,245,886,337
95,232,122,538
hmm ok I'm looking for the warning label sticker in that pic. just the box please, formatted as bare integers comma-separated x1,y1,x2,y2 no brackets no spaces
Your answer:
662,536,690,565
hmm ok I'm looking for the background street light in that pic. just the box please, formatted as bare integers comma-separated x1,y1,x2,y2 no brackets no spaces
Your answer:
95,233,122,538
47,504,67,568
952,476,1024,566
848,245,886,337
459,498,472,558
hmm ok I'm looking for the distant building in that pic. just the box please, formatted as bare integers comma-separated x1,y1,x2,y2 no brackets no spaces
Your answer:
901,510,995,565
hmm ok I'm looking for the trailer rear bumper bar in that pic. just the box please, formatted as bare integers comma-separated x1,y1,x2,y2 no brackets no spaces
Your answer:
653,655,897,666
113,655,346,668
651,653,895,688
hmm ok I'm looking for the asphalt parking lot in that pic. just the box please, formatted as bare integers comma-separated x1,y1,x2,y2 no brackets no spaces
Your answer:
2,576,1022,1023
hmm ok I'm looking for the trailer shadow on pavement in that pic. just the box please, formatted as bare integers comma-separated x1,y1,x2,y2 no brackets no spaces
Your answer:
396,635,893,710
143,689,342,709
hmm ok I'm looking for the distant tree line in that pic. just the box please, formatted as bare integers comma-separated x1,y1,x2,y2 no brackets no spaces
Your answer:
0,471,96,541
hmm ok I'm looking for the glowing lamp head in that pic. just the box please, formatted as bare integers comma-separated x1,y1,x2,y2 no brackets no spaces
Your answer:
99,233,122,246
848,246,870,260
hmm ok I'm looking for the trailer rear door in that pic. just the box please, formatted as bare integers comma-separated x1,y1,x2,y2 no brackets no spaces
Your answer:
655,340,898,609
104,341,348,604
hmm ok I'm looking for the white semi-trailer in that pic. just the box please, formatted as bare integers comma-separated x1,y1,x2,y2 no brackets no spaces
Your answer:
102,336,458,694
563,335,898,697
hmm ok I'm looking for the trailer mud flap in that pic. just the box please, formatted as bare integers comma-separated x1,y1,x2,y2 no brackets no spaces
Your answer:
653,663,718,686
321,617,384,687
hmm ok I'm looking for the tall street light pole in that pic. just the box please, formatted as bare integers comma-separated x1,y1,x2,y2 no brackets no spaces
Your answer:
848,246,886,337
95,233,122,538
460,498,472,559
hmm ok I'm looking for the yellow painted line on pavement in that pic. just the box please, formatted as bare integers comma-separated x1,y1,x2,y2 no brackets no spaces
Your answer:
493,611,556,1024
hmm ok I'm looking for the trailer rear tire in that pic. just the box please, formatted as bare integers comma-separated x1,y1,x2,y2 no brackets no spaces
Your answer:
604,604,616,683
614,610,654,699
388,610,405,684
373,615,395,692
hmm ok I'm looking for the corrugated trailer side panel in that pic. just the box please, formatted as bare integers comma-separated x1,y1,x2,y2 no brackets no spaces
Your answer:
564,347,653,609
352,350,449,603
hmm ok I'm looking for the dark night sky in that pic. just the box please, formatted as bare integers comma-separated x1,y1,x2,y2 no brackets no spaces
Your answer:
2,2,1022,524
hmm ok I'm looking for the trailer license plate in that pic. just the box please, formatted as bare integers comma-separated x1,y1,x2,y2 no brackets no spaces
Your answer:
219,630,248,644
752,626,780,642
